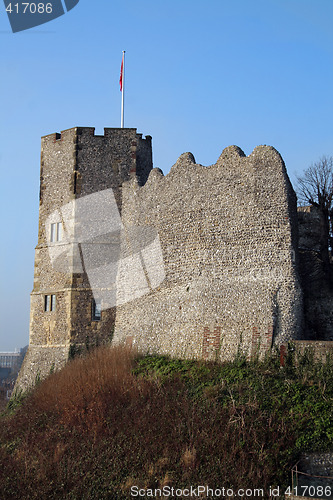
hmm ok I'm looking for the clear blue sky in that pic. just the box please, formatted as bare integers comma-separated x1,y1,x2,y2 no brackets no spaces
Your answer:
0,0,332,351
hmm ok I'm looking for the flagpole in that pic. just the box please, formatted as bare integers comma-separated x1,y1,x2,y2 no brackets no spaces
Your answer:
121,51,125,128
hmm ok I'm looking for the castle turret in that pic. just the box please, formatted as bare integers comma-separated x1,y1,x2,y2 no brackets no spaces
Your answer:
16,127,153,391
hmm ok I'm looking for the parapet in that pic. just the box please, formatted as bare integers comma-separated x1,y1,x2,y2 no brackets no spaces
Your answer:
143,144,293,199
41,127,152,143
40,127,153,191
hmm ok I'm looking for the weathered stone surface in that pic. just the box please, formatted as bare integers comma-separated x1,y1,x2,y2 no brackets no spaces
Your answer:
292,340,333,362
16,127,152,391
298,205,333,341
18,126,333,392
113,144,303,361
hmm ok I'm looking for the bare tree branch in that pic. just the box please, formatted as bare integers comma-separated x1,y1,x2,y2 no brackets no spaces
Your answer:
296,156,333,286
296,156,333,210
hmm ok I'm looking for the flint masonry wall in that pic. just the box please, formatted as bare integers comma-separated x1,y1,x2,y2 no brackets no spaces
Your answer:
16,127,153,391
298,206,333,340
113,145,303,360
17,128,306,391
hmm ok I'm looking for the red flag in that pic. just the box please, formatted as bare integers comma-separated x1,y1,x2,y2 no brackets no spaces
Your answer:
119,58,123,91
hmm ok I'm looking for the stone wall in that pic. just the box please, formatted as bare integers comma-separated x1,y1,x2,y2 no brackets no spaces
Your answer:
20,127,333,390
113,145,303,361
16,127,153,391
298,206,323,253
292,340,333,362
299,453,333,478
288,453,333,500
298,206,333,340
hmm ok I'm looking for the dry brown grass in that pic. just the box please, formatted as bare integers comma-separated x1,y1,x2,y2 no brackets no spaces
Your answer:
182,446,197,469
0,345,307,499
27,344,142,432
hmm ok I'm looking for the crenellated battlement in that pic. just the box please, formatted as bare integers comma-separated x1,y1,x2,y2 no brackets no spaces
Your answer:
42,126,152,144
39,127,153,207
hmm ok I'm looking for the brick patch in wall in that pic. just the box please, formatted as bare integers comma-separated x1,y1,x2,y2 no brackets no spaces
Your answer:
280,344,287,366
202,326,221,359
251,326,273,357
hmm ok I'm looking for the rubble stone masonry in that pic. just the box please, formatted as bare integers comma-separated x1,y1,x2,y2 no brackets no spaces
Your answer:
16,127,152,390
113,145,303,361
18,127,327,390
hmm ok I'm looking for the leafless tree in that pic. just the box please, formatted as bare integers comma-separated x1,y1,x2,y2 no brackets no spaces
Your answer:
296,155,333,283
296,156,333,210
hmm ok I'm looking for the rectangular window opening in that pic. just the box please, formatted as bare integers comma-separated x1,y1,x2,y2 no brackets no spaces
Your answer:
50,223,56,243
50,222,62,242
92,299,102,321
44,294,56,312
57,222,62,242
44,295,50,312
51,294,56,311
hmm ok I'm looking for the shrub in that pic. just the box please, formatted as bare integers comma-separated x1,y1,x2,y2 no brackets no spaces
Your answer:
0,345,331,499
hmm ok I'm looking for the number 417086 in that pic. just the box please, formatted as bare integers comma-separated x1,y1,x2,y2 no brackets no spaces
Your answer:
6,3,53,14
285,485,332,497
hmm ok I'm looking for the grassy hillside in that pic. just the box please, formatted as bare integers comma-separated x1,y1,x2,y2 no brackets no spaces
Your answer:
0,345,332,499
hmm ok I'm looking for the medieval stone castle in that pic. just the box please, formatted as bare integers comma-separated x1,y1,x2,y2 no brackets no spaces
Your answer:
16,127,333,390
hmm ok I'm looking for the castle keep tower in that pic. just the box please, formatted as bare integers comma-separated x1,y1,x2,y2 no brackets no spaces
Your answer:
17,127,153,390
